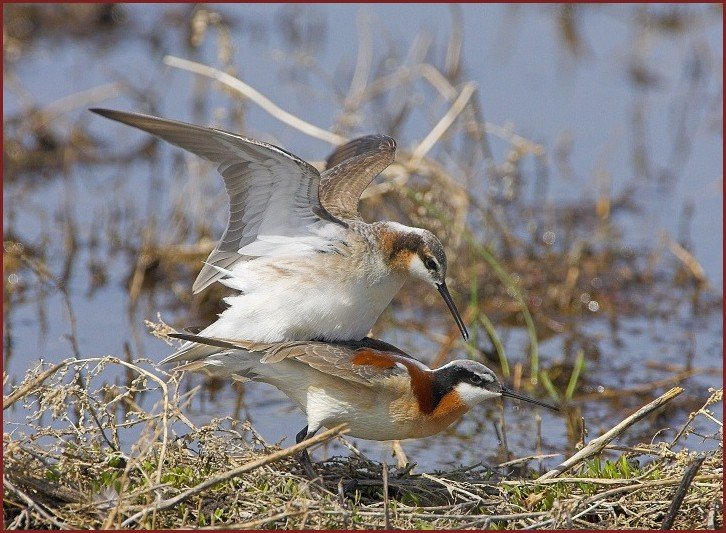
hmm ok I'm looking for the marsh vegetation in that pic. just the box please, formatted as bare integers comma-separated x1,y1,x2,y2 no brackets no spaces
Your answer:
3,4,723,529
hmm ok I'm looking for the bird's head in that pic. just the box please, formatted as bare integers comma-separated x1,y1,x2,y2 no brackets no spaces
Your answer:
383,223,468,340
433,360,560,411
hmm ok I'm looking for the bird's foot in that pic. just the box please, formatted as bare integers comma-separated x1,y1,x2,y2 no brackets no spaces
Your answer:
341,477,358,495
298,449,319,480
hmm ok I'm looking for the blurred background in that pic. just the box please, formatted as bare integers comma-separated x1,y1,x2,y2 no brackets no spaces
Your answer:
3,3,723,470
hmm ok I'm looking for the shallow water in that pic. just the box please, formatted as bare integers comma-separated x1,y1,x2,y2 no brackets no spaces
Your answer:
3,4,722,470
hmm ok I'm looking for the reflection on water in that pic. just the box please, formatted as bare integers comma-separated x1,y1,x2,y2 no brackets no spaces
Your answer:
3,4,722,470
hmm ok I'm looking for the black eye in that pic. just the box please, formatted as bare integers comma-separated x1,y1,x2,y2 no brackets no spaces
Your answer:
469,374,483,385
424,257,438,270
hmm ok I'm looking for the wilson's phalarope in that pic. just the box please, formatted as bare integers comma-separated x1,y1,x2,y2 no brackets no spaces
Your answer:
168,332,558,475
91,109,469,363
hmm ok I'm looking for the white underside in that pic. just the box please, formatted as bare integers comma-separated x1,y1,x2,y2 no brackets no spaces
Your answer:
193,351,455,441
197,252,405,343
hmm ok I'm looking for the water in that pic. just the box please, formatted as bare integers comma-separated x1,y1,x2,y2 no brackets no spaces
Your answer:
3,4,722,470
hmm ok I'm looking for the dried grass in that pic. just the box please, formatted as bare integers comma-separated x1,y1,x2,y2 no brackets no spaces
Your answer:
3,357,722,529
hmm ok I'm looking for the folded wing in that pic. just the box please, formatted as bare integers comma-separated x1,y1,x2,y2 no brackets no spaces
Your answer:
166,333,412,385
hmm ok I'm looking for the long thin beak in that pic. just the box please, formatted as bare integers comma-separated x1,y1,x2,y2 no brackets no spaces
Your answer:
436,281,469,341
501,386,560,412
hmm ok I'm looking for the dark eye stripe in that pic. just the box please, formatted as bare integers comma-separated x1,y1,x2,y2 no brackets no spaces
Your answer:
468,372,494,385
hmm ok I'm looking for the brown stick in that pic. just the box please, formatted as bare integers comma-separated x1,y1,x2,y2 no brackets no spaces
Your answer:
382,462,390,530
120,424,347,527
537,387,684,480
3,477,71,529
526,474,719,529
410,82,477,163
202,508,306,530
163,56,346,145
391,440,409,469
3,359,73,410
660,454,707,529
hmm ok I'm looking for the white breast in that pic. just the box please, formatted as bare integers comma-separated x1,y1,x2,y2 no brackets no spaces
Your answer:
201,251,405,343
305,385,408,440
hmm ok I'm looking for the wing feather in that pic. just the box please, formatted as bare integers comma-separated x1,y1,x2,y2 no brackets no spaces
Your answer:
90,108,341,293
166,334,414,385
319,135,396,221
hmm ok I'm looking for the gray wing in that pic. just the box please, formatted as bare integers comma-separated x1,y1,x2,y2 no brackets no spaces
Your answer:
91,108,340,293
319,135,396,221
167,333,411,385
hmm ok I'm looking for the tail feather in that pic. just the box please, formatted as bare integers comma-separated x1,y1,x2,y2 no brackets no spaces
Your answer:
193,247,244,294
159,338,224,365
160,331,252,366
162,333,264,379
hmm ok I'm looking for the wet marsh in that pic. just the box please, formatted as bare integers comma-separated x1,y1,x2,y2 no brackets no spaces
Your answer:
3,4,723,529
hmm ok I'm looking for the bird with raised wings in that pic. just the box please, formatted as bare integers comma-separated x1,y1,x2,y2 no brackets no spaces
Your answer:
90,109,469,364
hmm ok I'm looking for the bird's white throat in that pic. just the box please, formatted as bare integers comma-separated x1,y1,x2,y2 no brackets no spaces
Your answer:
454,382,501,407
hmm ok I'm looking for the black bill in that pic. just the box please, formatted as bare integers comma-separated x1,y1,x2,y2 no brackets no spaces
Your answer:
437,281,469,341
501,386,560,412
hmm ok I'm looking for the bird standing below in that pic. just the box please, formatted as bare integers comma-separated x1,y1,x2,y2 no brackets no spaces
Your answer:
90,109,469,364
167,332,559,476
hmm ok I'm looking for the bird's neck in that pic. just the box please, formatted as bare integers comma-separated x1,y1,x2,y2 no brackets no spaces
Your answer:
372,222,422,274
431,366,459,408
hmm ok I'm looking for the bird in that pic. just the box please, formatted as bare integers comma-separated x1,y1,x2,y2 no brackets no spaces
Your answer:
90,109,469,365
166,331,559,476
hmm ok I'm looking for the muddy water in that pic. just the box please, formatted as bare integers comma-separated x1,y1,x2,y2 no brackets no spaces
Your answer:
3,4,722,470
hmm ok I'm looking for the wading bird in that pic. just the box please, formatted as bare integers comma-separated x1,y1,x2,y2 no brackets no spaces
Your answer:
167,332,558,476
91,109,469,365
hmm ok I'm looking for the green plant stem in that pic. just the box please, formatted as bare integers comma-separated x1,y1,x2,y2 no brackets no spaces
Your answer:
539,370,560,402
565,350,585,401
479,312,510,378
401,188,539,383
469,240,539,383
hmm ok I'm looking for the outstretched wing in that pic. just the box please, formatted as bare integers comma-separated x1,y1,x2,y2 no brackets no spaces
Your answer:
166,333,414,385
319,135,396,221
90,108,341,293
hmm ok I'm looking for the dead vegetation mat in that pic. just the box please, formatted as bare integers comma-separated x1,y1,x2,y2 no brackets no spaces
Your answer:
3,356,722,530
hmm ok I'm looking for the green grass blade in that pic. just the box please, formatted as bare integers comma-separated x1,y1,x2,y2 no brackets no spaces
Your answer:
479,312,510,378
538,370,560,402
565,349,585,401
468,241,539,383
401,188,539,382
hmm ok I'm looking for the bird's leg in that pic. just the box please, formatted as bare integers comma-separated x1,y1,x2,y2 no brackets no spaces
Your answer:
342,478,358,494
295,425,319,479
